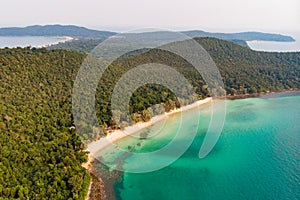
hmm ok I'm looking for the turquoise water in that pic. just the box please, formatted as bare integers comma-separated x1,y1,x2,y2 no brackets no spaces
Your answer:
102,93,300,199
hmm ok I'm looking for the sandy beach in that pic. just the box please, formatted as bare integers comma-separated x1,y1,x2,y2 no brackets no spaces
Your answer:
41,36,73,48
87,97,212,156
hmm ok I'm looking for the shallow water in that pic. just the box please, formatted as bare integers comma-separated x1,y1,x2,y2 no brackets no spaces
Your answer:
100,93,300,200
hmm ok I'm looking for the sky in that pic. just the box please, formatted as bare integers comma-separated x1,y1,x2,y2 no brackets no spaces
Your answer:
0,0,299,33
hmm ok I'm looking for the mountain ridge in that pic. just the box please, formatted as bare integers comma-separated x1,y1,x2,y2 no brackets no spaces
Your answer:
0,25,295,42
182,30,295,42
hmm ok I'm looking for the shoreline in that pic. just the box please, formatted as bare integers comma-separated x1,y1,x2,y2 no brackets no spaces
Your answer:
0,35,74,49
87,97,212,155
41,36,74,48
224,89,300,100
83,89,300,200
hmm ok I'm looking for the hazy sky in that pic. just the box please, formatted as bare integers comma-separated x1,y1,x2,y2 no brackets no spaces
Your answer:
0,0,299,33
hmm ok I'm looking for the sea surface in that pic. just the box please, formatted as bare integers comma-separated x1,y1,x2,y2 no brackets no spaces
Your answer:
0,36,70,48
99,93,300,200
247,33,300,52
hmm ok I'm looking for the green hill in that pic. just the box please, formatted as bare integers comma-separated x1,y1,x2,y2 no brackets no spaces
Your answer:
48,37,249,54
197,37,300,94
48,38,103,53
87,37,300,136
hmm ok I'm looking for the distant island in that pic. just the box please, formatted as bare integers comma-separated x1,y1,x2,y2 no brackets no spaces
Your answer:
0,25,116,39
182,30,295,42
0,25,295,43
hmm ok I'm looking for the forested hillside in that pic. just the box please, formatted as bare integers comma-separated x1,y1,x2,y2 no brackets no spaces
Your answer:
91,37,300,136
48,38,103,54
197,38,300,94
0,48,90,199
0,38,299,197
